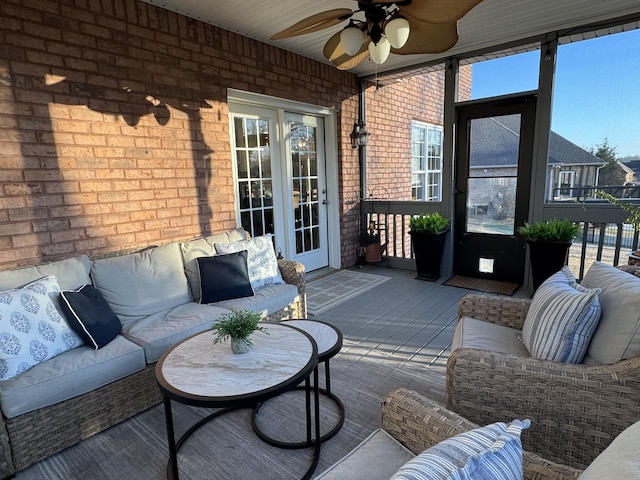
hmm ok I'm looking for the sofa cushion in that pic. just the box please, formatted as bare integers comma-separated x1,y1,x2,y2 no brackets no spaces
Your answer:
578,419,640,479
390,419,530,480
59,285,122,350
314,429,415,480
197,251,254,304
0,255,91,292
521,268,601,363
180,228,247,302
453,317,530,357
213,284,299,319
121,302,232,363
215,235,284,290
581,261,640,364
91,242,192,325
0,334,145,418
0,275,83,381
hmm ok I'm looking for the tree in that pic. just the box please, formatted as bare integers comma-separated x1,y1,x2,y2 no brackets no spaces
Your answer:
592,138,626,186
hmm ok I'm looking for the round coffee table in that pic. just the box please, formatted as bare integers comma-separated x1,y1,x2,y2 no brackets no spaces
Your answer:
155,323,320,480
252,319,344,446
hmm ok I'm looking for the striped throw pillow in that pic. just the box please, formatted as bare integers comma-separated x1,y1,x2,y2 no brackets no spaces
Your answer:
522,267,602,363
390,419,530,480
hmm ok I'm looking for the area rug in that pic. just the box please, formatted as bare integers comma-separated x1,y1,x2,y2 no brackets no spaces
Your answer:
306,269,391,315
443,275,520,296
17,343,446,480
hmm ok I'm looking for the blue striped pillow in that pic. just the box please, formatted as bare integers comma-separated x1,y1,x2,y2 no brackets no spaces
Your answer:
390,419,530,480
522,267,602,363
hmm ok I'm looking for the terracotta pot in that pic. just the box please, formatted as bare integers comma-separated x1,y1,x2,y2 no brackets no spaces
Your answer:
365,243,386,263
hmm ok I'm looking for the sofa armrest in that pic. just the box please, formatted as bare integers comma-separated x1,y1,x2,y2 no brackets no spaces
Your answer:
383,388,582,480
457,294,531,330
447,349,640,469
0,416,15,479
277,259,306,296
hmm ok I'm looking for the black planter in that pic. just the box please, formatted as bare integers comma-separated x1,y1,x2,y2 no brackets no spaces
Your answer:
410,229,449,281
526,240,572,291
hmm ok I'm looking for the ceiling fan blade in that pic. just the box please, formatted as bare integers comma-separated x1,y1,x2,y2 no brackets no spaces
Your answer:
399,0,483,24
391,16,458,55
323,30,370,70
270,9,354,40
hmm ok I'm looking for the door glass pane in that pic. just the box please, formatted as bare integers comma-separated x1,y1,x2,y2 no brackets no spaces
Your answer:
290,122,320,254
233,116,274,237
466,115,520,235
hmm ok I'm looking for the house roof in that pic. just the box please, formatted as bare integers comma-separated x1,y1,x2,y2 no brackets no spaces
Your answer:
470,114,605,168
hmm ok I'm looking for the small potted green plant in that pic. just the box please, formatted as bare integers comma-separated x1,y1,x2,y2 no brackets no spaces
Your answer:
211,309,267,354
408,212,450,281
517,218,579,290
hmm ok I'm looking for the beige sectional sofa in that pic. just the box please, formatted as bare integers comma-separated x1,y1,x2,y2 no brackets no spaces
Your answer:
0,228,305,478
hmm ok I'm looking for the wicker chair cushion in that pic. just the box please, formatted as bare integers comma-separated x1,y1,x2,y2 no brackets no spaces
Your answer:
0,255,91,292
390,419,530,480
91,242,192,325
0,275,83,381
213,283,299,317
453,317,530,357
215,235,285,290
581,261,640,364
0,334,145,418
180,228,247,302
521,268,601,363
315,429,414,480
578,420,640,479
121,302,232,363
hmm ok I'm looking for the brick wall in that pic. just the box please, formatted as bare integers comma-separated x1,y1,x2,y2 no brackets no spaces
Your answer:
0,0,360,270
364,65,472,201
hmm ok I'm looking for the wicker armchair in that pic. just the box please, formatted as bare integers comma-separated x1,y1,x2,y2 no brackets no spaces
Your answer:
446,294,640,470
383,389,582,480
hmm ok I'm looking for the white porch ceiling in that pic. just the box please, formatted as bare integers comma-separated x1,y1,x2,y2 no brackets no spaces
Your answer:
141,0,640,77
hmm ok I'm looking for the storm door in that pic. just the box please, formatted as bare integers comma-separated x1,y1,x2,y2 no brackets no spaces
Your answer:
454,94,536,283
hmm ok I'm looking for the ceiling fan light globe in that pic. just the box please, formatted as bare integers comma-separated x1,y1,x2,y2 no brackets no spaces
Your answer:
368,37,390,64
385,17,410,49
340,26,364,56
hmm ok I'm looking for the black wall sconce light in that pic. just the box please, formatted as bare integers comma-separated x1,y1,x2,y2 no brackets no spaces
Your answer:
350,120,371,148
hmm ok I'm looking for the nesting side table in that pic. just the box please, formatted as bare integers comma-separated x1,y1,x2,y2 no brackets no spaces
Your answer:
252,319,344,446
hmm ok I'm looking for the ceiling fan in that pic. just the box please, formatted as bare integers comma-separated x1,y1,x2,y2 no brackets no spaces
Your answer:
271,0,484,70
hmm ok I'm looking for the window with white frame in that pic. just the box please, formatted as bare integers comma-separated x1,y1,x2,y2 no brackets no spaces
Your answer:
411,122,443,201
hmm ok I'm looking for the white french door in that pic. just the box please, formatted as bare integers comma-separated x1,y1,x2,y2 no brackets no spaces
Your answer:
228,101,330,272
284,113,329,271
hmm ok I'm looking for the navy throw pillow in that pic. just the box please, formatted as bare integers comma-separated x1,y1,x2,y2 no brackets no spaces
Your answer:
197,251,255,304
59,285,122,350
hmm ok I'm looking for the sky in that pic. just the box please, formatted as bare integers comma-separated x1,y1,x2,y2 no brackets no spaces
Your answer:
470,28,640,158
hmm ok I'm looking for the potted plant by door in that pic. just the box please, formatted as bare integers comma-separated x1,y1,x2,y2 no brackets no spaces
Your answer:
517,218,579,291
360,226,386,263
409,212,450,281
211,309,268,354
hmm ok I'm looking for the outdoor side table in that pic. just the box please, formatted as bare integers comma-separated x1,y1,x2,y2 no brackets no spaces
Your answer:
252,319,344,446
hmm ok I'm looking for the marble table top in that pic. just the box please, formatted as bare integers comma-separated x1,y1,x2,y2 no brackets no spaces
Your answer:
157,323,316,400
283,320,341,358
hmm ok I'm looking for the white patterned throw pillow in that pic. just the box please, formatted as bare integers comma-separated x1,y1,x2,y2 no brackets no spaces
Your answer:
390,419,530,480
521,267,602,363
0,275,83,381
215,235,284,290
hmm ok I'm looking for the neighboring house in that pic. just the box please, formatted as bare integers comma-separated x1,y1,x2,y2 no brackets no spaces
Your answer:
622,159,640,184
469,115,605,210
